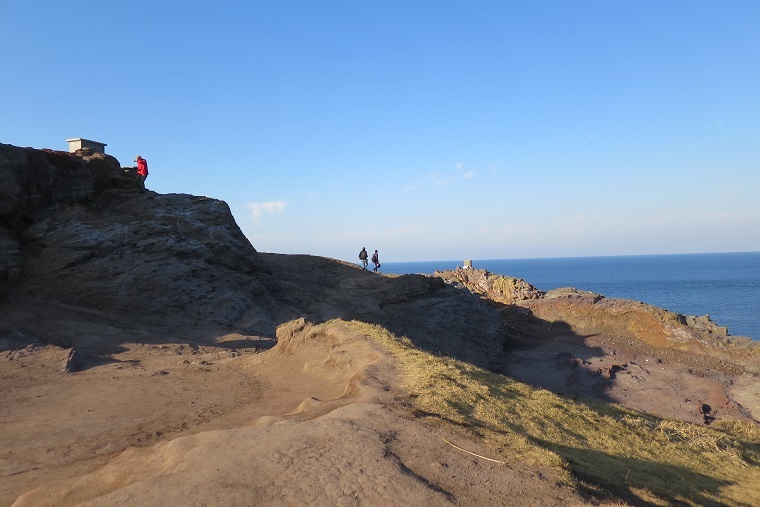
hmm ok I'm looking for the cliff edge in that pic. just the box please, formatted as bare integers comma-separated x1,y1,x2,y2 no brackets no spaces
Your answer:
2,143,758,506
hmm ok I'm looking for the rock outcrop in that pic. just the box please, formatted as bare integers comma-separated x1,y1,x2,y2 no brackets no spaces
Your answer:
1,144,130,293
435,269,759,373
0,143,278,351
2,142,759,507
434,267,544,304
3,141,757,366
0,143,507,366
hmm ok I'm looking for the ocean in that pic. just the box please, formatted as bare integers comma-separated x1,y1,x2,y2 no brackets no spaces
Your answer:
381,252,760,340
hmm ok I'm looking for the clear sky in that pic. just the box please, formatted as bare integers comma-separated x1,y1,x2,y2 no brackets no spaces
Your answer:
2,1,758,262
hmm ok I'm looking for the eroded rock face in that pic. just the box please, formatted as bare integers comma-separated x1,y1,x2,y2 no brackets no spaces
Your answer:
522,289,759,358
1,143,275,347
435,268,545,304
522,291,702,348
3,141,756,374
0,144,133,295
1,143,508,365
435,267,760,364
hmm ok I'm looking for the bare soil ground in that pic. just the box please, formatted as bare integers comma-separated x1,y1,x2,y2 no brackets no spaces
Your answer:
1,321,584,506
3,145,757,505
1,256,758,506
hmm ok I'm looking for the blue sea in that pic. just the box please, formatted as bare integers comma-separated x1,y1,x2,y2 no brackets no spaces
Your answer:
381,252,760,340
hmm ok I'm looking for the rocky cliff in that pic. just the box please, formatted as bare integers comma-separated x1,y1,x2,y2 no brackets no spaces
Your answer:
0,143,508,366
2,141,758,371
3,141,758,374
0,143,282,352
435,266,756,353
2,142,759,506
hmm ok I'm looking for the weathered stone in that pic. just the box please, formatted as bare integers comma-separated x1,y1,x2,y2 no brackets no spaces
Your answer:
2,141,756,374
435,267,545,304
0,142,270,342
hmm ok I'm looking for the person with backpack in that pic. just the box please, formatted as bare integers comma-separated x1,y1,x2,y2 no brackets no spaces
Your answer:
359,247,368,269
371,249,381,272
134,155,149,193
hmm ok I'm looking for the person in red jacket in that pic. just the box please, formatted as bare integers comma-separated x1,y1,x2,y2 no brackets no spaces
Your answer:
134,155,149,193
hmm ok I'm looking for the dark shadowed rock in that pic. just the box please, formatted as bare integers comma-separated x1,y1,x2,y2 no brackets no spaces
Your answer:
1,144,132,296
1,143,279,352
1,143,507,366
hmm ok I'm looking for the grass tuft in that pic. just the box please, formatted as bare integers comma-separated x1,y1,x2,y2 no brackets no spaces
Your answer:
341,319,760,507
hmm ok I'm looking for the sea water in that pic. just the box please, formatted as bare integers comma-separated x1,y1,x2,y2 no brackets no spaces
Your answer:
381,252,760,340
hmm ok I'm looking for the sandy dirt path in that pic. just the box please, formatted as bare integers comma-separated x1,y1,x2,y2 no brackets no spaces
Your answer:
2,321,582,507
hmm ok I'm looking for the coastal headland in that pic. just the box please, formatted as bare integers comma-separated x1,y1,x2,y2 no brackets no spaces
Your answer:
1,142,759,506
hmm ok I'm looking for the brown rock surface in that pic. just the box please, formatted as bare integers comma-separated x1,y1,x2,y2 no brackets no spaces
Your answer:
1,143,758,505
435,269,760,425
433,266,545,304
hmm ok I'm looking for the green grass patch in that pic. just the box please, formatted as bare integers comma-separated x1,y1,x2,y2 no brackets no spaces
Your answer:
343,320,760,507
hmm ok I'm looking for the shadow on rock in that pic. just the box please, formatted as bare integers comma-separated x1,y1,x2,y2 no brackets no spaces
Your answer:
536,439,732,507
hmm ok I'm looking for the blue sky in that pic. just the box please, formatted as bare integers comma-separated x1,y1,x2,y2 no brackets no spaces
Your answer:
2,1,758,262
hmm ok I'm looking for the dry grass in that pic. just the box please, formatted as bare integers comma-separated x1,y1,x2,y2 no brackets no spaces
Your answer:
343,320,760,507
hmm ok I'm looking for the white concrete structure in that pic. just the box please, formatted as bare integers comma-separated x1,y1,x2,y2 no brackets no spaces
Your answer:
66,138,107,154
